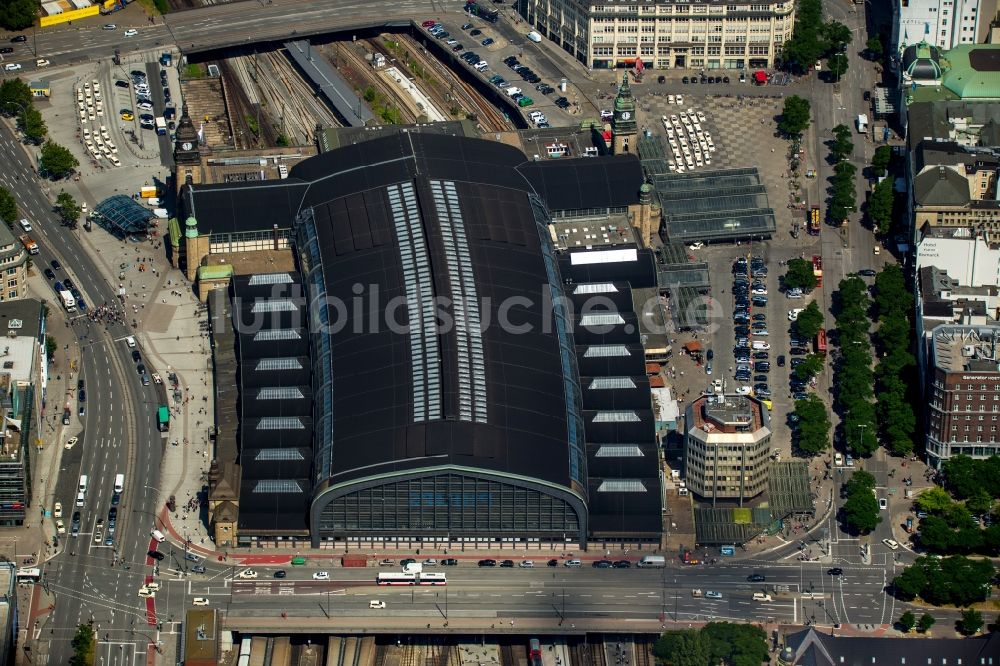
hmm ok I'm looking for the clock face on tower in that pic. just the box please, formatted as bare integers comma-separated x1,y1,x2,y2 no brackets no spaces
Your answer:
181,142,193,151
620,111,631,120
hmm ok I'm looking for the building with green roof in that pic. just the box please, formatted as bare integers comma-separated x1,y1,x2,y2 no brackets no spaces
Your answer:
901,43,1000,129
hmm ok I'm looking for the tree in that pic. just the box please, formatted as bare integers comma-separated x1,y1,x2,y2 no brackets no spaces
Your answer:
869,178,894,235
894,556,995,606
0,79,32,117
39,142,79,180
784,258,817,291
943,455,987,500
794,393,831,455
69,623,95,666
898,610,916,632
866,36,884,60
960,609,984,635
794,301,825,340
843,470,881,533
778,96,811,138
0,187,16,226
55,192,81,228
967,489,994,516
20,106,47,145
823,21,853,53
918,613,936,633
702,622,769,666
0,0,37,31
652,629,710,666
793,353,825,381
830,125,854,162
45,335,56,358
914,486,954,514
827,53,849,78
871,145,892,177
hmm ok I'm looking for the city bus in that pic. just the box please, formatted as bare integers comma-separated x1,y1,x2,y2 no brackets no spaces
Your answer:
16,567,41,583
157,405,169,432
376,572,447,586
814,329,828,356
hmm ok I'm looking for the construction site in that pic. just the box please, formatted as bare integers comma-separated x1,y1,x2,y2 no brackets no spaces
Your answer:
180,33,513,153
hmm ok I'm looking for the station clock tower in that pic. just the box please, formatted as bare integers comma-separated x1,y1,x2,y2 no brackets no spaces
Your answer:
611,73,638,155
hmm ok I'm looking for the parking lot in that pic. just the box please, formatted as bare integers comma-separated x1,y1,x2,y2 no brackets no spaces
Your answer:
417,17,582,126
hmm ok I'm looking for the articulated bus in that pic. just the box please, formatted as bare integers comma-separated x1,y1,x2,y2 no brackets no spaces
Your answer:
376,572,447,586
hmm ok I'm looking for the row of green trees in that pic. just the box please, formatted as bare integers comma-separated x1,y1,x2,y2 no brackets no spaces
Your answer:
652,622,768,666
794,393,832,455
841,469,881,533
0,79,79,179
892,555,994,607
873,265,917,456
896,610,936,634
833,277,879,456
868,146,896,234
70,623,95,666
780,0,853,75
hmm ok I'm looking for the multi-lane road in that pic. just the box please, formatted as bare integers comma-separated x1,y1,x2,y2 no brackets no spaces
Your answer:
0,121,165,665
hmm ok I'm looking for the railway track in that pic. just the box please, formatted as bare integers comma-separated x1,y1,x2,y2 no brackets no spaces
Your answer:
388,34,510,131
218,59,279,148
634,638,654,666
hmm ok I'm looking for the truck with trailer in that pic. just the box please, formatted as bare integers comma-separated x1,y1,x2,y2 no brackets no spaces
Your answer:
18,235,38,254
59,290,76,313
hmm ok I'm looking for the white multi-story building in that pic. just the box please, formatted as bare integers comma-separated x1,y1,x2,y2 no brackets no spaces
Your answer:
892,0,997,58
523,0,796,71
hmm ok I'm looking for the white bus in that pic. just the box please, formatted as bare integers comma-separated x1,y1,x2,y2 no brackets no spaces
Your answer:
16,567,41,583
376,572,447,586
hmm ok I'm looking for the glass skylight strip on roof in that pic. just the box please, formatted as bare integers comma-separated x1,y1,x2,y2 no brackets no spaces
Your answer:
597,480,647,493
255,357,303,371
253,479,303,493
593,411,640,422
403,183,441,419
595,445,644,458
444,181,486,423
388,184,426,422
433,180,488,423
257,417,305,430
389,183,441,422
573,283,618,294
251,299,298,313
248,273,293,286
255,448,305,461
580,313,625,326
589,377,637,390
583,345,631,357
257,387,304,400
253,329,301,341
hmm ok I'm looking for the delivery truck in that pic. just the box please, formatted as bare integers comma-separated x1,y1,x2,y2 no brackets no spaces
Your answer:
18,235,38,255
155,117,167,136
59,290,76,313
856,113,868,134
637,555,666,568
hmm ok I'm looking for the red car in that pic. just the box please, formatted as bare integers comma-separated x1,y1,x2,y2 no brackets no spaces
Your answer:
422,20,436,27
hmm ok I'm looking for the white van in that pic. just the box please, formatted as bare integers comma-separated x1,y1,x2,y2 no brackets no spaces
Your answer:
752,592,773,602
638,555,666,568
564,559,582,567
504,86,522,97
150,529,166,543
751,341,771,350
18,219,32,232
114,473,125,493
76,492,85,507
125,336,137,348
527,31,542,43
78,475,89,493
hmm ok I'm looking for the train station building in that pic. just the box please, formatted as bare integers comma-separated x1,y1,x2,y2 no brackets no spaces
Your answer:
182,129,668,550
